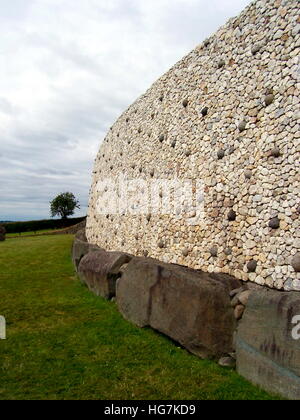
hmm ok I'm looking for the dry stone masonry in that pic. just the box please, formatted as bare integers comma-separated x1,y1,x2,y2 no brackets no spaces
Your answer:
87,0,300,291
79,2,300,396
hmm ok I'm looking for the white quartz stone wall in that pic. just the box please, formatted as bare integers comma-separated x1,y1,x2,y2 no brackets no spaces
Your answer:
87,0,300,291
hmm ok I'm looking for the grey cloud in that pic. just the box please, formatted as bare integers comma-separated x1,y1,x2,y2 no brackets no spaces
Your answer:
0,97,15,115
26,32,105,75
0,0,251,221
0,0,33,21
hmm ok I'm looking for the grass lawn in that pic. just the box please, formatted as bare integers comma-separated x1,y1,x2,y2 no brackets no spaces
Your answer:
6,229,59,238
0,235,280,400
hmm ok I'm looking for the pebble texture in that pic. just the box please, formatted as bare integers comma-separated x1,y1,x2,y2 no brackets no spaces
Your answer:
87,0,300,291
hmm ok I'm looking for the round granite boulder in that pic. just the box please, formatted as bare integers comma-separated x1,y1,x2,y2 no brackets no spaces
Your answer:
182,248,189,257
201,107,209,117
210,247,218,257
217,149,225,160
271,147,281,158
251,44,261,55
228,210,237,221
238,121,247,132
247,260,257,273
291,253,300,272
269,216,280,229
265,94,275,106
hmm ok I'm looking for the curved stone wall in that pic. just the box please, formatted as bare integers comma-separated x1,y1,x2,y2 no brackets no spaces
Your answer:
87,0,300,291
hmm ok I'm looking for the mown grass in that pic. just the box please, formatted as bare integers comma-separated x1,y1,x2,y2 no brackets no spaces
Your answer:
6,229,59,238
0,235,281,400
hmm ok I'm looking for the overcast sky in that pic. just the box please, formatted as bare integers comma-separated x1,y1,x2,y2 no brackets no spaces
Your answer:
0,0,251,221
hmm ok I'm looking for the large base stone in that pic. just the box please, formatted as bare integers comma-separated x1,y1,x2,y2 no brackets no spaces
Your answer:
72,229,100,271
75,228,87,242
78,250,132,299
236,290,300,400
116,257,241,359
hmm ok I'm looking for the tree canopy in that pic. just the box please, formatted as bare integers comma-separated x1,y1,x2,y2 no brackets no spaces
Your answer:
50,192,80,219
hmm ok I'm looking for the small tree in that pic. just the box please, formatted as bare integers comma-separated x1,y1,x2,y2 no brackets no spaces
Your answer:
50,192,80,220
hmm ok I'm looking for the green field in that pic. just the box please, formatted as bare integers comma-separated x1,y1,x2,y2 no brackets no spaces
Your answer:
0,235,280,400
6,229,55,238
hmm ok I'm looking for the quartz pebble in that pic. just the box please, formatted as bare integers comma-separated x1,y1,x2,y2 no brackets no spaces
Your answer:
86,0,300,293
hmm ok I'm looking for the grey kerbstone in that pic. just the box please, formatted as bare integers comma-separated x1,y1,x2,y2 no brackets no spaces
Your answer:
236,290,300,400
78,250,132,299
231,295,240,307
218,356,236,368
75,228,87,242
238,290,252,306
117,257,241,359
230,286,247,298
72,236,101,272
234,305,245,320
